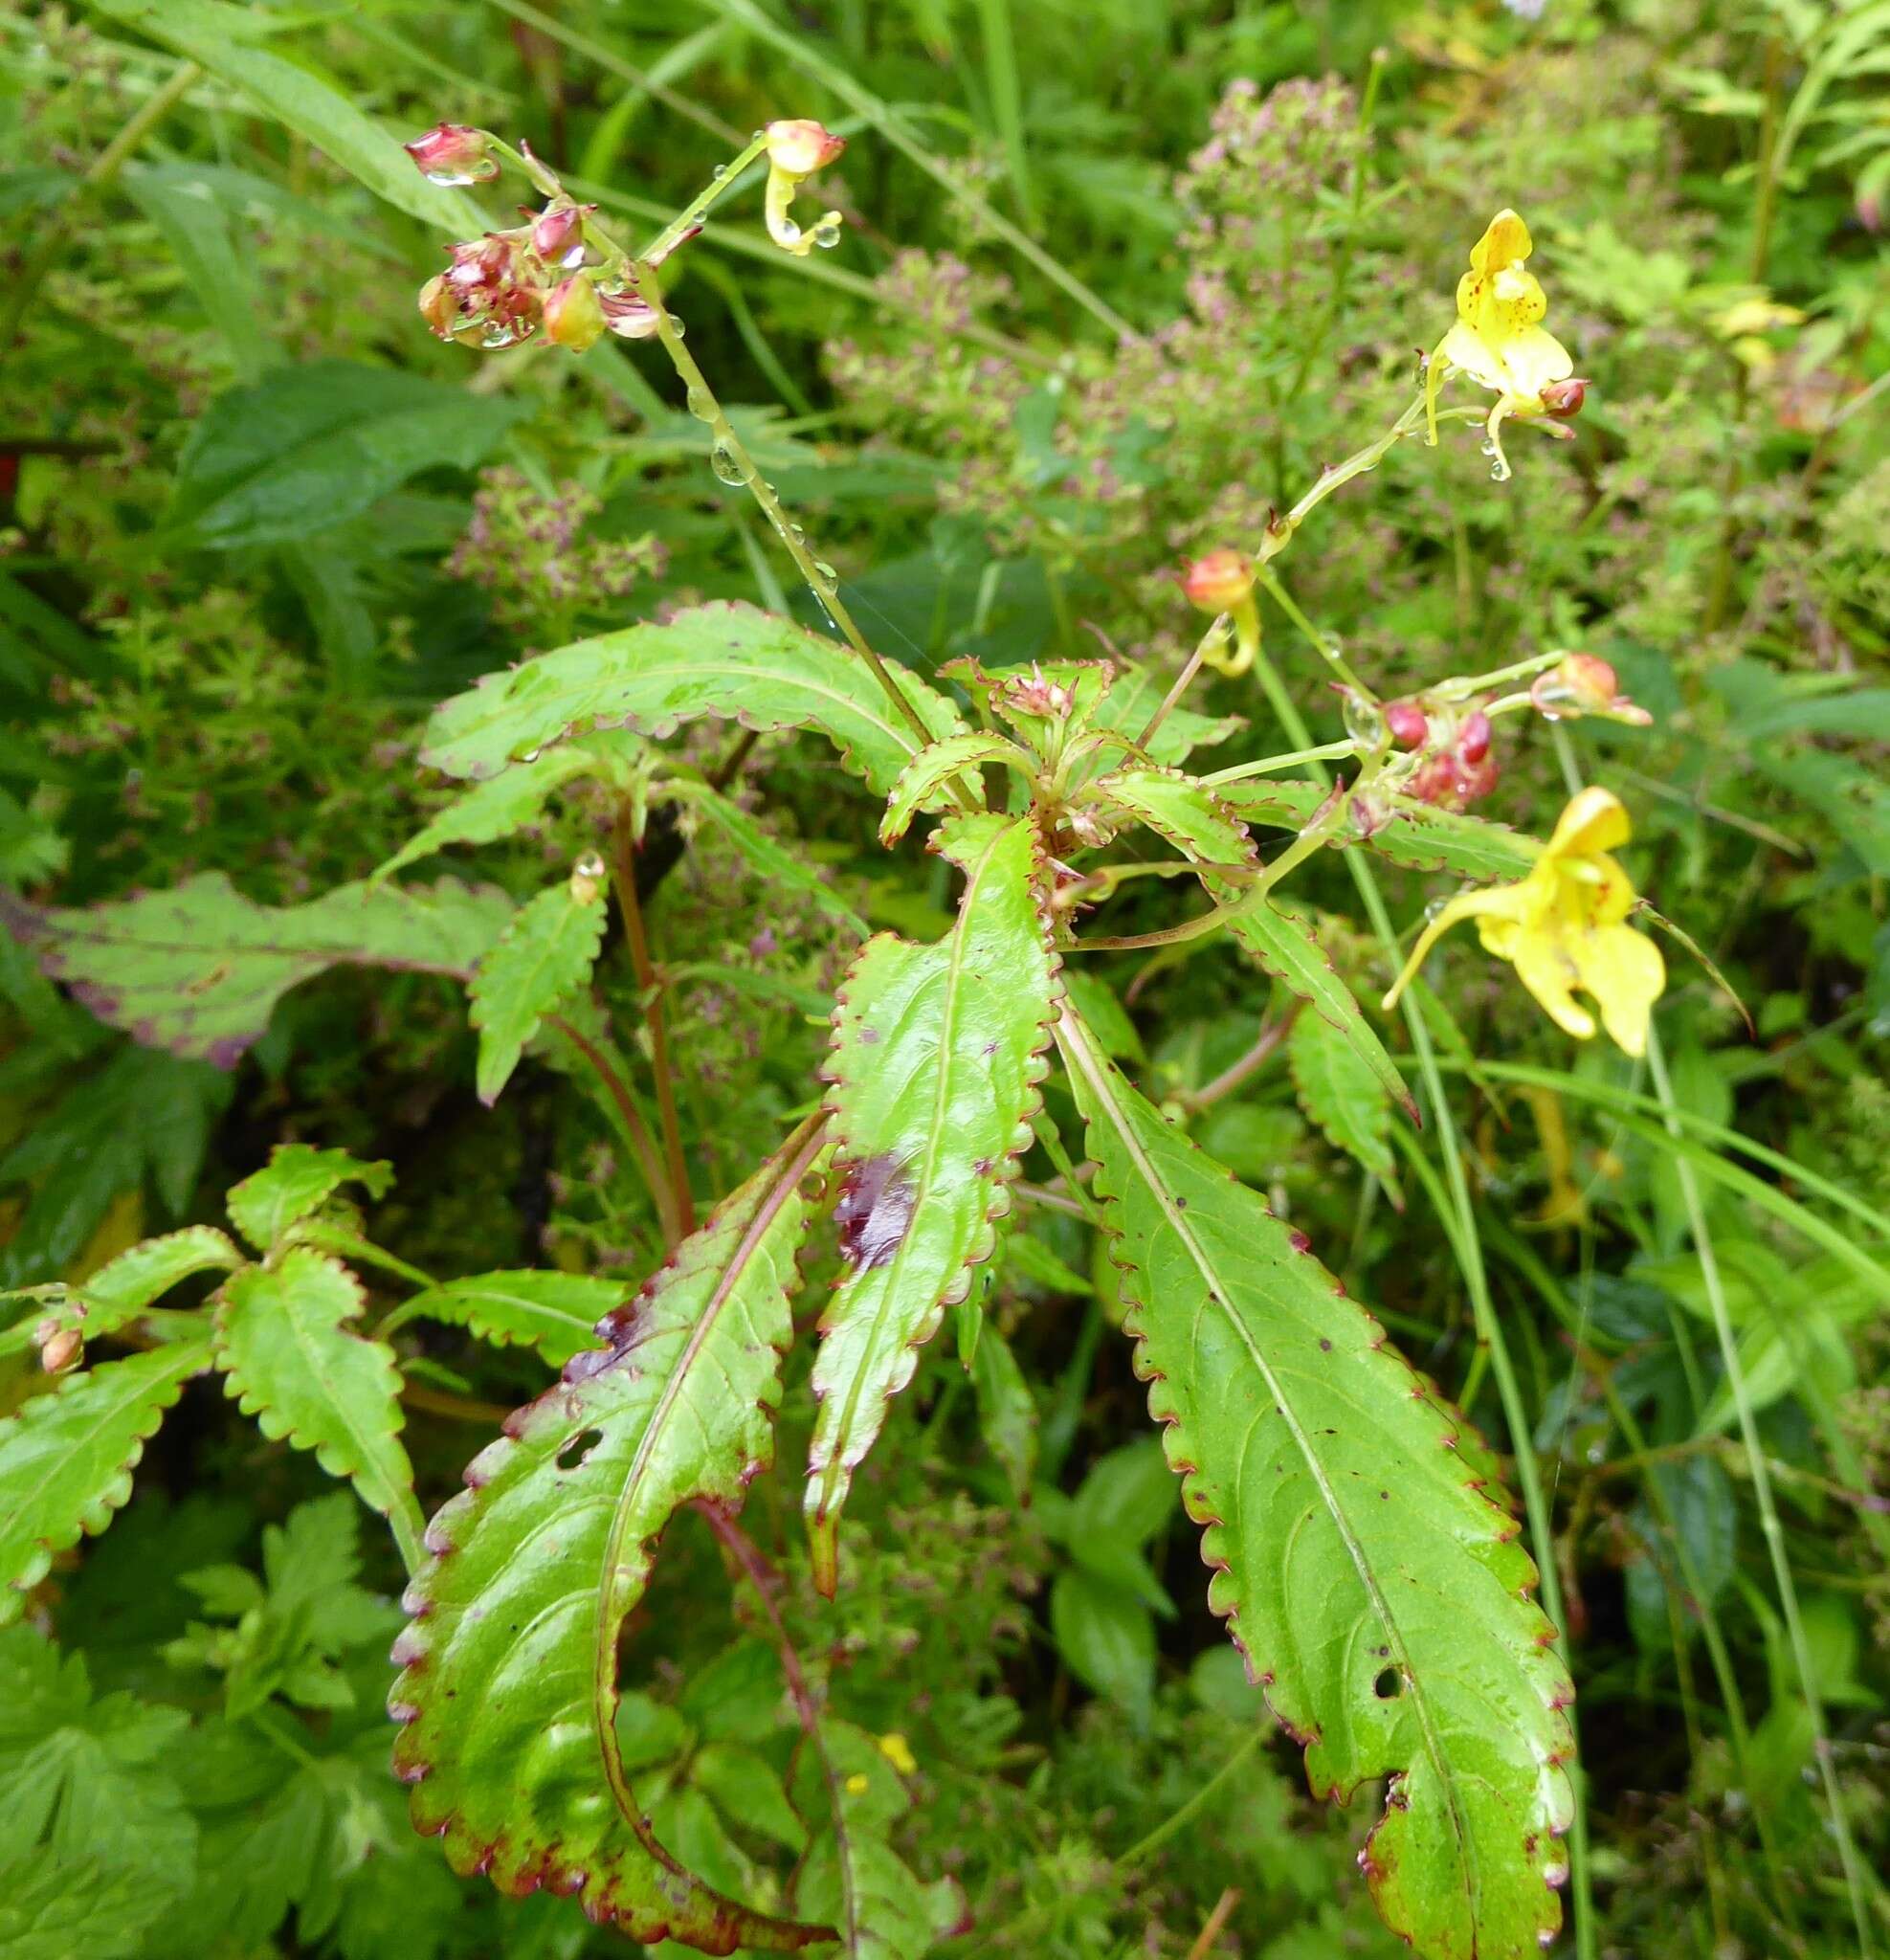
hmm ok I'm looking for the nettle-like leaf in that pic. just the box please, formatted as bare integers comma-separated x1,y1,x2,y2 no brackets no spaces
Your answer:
227,1143,393,1253
389,1119,832,1951
0,1334,211,1623
880,733,1032,846
2,875,513,1065
794,1719,966,1960
666,779,870,937
807,814,1057,1591
3,1225,243,1356
1228,898,1416,1123
1056,1004,1574,1960
1289,1009,1400,1196
375,749,598,881
394,1270,624,1368
1220,779,1540,881
468,879,609,1104
420,602,965,796
213,1250,419,1551
1095,766,1256,869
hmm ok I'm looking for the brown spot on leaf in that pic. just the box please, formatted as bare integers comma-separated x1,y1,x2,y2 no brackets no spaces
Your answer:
834,1153,917,1271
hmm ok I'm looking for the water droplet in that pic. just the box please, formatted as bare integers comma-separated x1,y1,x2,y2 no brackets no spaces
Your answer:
424,167,474,188
812,559,837,582
710,441,749,487
1479,438,1498,457
711,163,727,180
572,850,607,882
1341,691,1385,750
812,215,842,250
479,322,523,349
685,385,715,422
670,316,686,338
512,745,543,764
1489,460,1509,481
769,217,803,249
789,523,805,541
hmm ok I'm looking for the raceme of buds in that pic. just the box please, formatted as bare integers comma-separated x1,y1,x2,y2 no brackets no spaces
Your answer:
1530,652,1653,726
544,272,607,352
763,119,847,256
1402,706,1500,811
1181,548,1259,678
404,122,497,187
1001,664,1075,720
423,230,545,348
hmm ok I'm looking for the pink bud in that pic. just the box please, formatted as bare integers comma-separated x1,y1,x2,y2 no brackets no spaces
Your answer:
404,122,496,187
1541,376,1590,419
1457,709,1491,765
599,290,661,340
1386,702,1429,749
764,119,846,179
1181,547,1254,613
37,1325,82,1374
544,272,606,352
530,202,592,267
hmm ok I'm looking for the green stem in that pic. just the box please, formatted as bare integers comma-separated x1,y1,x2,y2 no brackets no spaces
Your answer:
2,60,203,347
1646,1023,1877,1959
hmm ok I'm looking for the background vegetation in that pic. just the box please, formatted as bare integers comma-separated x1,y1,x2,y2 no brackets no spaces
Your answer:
3,2,1887,1957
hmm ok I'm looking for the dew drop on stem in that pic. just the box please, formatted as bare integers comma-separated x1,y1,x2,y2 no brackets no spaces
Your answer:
709,441,749,487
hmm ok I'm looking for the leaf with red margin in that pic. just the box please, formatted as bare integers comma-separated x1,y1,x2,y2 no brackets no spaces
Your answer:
806,815,1057,1594
389,1119,834,1953
1056,1002,1574,1960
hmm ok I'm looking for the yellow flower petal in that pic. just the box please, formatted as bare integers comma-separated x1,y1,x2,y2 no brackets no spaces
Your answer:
1439,318,1510,394
877,1731,918,1776
1546,786,1631,859
1495,324,1572,401
1511,930,1598,1041
1381,883,1534,1012
1568,924,1665,1058
1471,210,1534,276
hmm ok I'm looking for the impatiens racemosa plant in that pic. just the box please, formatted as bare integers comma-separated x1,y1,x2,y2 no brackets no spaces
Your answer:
6,123,1734,1960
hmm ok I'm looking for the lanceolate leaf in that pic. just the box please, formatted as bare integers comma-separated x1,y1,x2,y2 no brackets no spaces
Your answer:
1289,1009,1399,1194
879,733,1023,845
375,750,598,881
1220,780,1540,881
468,880,609,1105
389,1121,832,1951
213,1251,421,1563
227,1144,394,1253
394,1270,625,1368
1096,768,1256,869
1227,898,1415,1123
6,1227,244,1356
1056,1005,1574,1960
2,876,513,1066
420,603,963,795
807,815,1057,1592
0,1335,211,1624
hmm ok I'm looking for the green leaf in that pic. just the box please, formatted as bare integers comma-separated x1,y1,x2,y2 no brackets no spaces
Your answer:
1096,767,1256,868
227,1144,393,1253
1227,897,1415,1123
694,1743,808,1853
374,749,599,880
468,880,609,1104
969,1324,1036,1502
123,164,270,379
1056,1004,1575,1960
420,602,964,796
0,1338,211,1624
212,1251,420,1563
394,1270,624,1368
878,732,1021,844
4,875,512,1066
666,778,870,936
0,1853,166,1960
165,362,530,551
1220,780,1540,880
1071,1437,1176,1548
89,0,481,234
807,815,1057,1590
1289,1008,1398,1190
1049,1566,1156,1721
1092,666,1244,768
5,1225,243,1356
389,1120,831,1950
794,1719,965,1960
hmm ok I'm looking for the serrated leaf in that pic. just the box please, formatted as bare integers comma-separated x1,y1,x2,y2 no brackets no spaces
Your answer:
375,750,599,881
1226,897,1415,1123
420,602,963,795
0,1853,166,1960
2,876,513,1066
795,1719,965,1960
666,779,869,936
0,1338,210,1623
389,1121,832,1951
807,815,1056,1590
395,1269,625,1368
227,1144,393,1252
1289,1010,1398,1191
1221,780,1540,880
879,733,1022,844
469,881,608,1104
1056,1005,1574,1960
213,1251,419,1555
11,1226,244,1354
1096,767,1256,868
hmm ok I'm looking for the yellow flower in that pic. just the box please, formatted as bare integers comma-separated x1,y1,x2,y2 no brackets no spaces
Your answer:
763,120,846,257
877,1731,918,1776
1426,210,1575,481
1382,786,1665,1057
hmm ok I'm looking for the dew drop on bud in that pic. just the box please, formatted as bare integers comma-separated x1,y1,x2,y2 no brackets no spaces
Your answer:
1341,691,1386,750
569,850,608,905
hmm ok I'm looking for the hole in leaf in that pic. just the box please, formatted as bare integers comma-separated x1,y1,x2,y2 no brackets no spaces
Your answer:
1372,1666,1402,1701
557,1427,604,1471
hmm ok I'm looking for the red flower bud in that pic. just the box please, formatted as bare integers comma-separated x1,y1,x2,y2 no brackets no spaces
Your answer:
544,272,607,352
765,119,846,179
1541,376,1590,419
1181,547,1254,613
1457,709,1491,765
530,202,592,267
1386,701,1429,749
404,122,496,186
